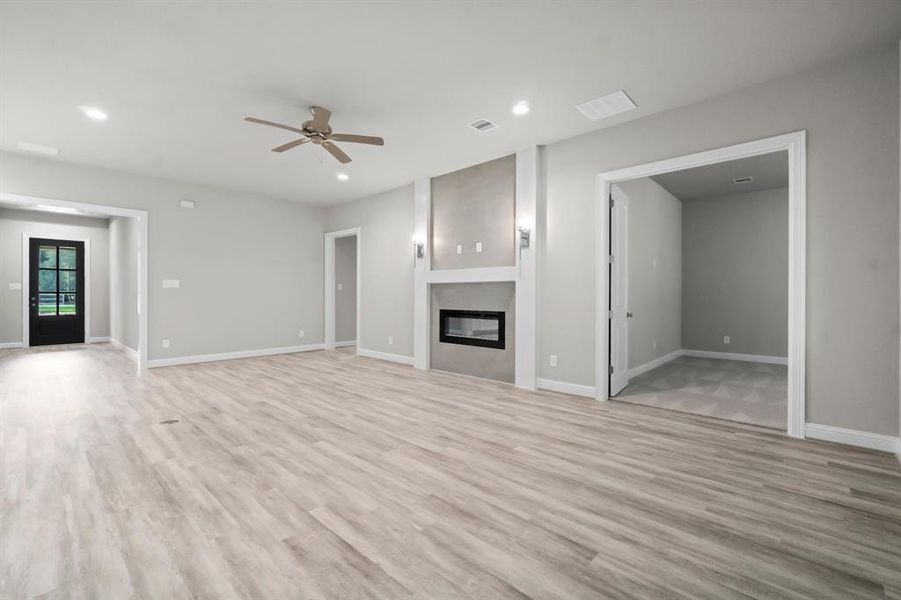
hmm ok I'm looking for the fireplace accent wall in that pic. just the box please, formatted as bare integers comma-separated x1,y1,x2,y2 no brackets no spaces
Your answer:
439,309,505,349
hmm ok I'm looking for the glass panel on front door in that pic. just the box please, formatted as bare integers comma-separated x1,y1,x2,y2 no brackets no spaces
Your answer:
37,244,77,316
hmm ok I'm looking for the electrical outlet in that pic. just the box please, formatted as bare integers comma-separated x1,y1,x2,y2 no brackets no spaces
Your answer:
162,339,170,349
549,354,558,367
475,241,482,253
298,330,305,338
337,283,343,291
723,335,731,344
388,336,394,345
652,258,657,269
456,244,463,255
652,340,657,350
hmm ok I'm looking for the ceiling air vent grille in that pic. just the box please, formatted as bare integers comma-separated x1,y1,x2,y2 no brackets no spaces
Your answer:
468,118,497,132
575,90,637,121
732,176,754,184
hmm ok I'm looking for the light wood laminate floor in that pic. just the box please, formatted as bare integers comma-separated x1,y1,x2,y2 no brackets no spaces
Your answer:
2,343,900,599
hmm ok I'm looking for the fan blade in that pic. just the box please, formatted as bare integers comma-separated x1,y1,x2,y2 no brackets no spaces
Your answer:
330,133,384,146
322,140,351,164
310,106,331,127
272,138,309,152
245,117,305,135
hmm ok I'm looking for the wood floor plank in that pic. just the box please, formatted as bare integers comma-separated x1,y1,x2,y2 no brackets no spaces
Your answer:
1,343,900,599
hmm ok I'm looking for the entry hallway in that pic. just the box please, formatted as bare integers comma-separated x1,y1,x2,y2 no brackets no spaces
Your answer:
1,344,900,599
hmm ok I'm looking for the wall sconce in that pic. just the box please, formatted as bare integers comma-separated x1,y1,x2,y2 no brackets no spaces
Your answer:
517,225,531,249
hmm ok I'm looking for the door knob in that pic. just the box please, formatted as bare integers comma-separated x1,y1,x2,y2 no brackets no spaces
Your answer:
626,312,633,318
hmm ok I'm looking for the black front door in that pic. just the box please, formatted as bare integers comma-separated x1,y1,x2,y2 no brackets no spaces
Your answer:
29,238,85,346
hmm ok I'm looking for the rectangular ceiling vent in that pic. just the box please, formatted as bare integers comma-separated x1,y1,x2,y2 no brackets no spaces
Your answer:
732,176,755,184
468,118,497,133
575,90,637,121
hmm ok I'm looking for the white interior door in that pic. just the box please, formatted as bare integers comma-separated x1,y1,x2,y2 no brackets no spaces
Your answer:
609,185,630,396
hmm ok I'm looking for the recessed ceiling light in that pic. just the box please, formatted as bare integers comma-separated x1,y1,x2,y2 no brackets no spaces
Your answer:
79,106,108,121
336,172,349,181
512,101,530,116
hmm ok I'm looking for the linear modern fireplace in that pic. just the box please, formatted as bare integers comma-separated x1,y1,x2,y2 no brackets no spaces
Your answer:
439,309,505,349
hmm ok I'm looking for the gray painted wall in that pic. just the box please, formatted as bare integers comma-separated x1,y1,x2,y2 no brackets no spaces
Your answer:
0,208,110,343
335,235,357,343
430,155,515,270
325,185,414,358
539,45,899,435
617,178,682,369
0,154,325,360
109,216,139,351
682,188,788,357
430,282,515,382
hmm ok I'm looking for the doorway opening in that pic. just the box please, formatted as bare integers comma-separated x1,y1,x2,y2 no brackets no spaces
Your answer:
324,227,361,352
0,192,149,369
596,132,806,437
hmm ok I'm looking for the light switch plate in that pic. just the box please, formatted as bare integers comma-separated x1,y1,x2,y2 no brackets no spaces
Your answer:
456,244,463,255
549,355,558,367
162,339,170,349
388,335,394,345
298,330,305,338
337,283,343,291
162,279,180,288
475,242,482,253
179,199,195,209
8,283,22,290
723,335,731,344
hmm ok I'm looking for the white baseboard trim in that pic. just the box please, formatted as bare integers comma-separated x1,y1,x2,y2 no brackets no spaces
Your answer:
627,349,683,379
537,378,597,398
0,341,24,349
109,338,139,362
357,348,414,366
680,349,788,365
805,423,900,454
335,340,357,348
87,336,111,344
147,343,324,369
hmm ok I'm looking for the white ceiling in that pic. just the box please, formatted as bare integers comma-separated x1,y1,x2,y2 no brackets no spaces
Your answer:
652,151,789,201
1,1,900,206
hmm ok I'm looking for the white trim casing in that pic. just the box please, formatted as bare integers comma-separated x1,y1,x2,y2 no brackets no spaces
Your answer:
22,234,91,347
87,336,110,343
147,343,324,368
805,423,900,454
335,340,357,348
3,192,149,371
357,347,414,366
324,227,361,353
536,378,596,398
413,177,431,370
595,131,807,438
515,146,539,390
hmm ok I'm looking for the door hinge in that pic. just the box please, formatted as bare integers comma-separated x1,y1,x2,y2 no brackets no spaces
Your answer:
608,254,614,263
608,365,614,374
608,310,613,319
609,195,614,207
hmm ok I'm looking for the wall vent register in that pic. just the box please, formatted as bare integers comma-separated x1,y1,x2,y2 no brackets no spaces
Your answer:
439,309,505,349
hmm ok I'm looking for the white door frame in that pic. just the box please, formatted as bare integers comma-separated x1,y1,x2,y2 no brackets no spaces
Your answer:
22,234,92,346
324,227,361,352
2,192,150,370
595,131,807,438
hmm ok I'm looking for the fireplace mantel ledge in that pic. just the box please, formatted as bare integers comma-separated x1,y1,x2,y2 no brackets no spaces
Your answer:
424,266,517,284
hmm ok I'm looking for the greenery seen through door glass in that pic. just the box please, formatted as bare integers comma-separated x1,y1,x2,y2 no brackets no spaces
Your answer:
39,293,56,316
39,246,56,268
38,270,57,292
59,247,76,270
59,293,76,315
60,271,76,292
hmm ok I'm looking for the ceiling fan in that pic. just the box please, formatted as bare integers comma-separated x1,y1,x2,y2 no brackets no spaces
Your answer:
244,106,384,164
